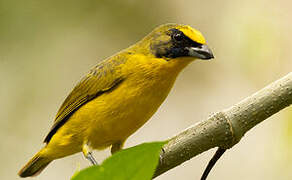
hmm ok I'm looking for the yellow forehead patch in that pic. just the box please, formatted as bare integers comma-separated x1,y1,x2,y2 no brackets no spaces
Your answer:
179,26,206,44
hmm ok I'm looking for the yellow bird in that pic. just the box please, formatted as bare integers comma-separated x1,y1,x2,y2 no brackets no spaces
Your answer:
18,23,213,177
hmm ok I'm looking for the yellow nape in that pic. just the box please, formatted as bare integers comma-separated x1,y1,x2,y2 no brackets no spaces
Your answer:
178,25,206,44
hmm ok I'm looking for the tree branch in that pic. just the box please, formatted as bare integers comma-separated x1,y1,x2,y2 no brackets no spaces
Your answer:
154,72,292,178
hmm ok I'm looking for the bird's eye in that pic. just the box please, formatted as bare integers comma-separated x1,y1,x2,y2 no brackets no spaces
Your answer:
173,32,183,42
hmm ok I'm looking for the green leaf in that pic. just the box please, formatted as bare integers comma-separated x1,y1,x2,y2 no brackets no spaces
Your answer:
71,141,166,180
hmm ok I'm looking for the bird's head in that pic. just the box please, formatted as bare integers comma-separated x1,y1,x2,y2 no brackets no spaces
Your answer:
139,23,214,61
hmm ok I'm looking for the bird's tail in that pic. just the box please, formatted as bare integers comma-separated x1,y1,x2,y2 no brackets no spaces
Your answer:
18,148,52,178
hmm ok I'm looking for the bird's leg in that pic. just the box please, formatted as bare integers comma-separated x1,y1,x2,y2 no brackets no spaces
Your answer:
111,140,125,154
82,143,98,165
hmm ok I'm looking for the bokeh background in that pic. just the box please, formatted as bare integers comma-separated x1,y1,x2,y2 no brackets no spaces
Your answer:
1,0,292,179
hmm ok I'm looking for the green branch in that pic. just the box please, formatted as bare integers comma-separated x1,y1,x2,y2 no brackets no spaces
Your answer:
154,72,292,178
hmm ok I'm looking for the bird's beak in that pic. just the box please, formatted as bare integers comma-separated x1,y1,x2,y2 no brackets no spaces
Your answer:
186,44,214,60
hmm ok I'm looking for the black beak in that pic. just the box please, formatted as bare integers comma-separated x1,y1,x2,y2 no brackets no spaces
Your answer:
186,44,214,60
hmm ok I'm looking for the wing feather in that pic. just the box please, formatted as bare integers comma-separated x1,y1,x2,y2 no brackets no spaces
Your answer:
44,58,125,143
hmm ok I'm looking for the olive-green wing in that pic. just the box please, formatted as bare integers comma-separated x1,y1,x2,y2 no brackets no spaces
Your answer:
44,59,125,143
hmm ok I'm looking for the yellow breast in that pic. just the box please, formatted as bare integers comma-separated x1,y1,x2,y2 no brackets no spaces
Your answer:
67,55,192,149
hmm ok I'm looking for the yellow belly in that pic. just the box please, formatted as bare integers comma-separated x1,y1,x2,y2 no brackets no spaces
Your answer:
78,75,175,149
45,57,191,159
46,73,177,158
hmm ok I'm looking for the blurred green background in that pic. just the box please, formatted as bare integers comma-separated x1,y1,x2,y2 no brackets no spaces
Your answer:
1,0,292,179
